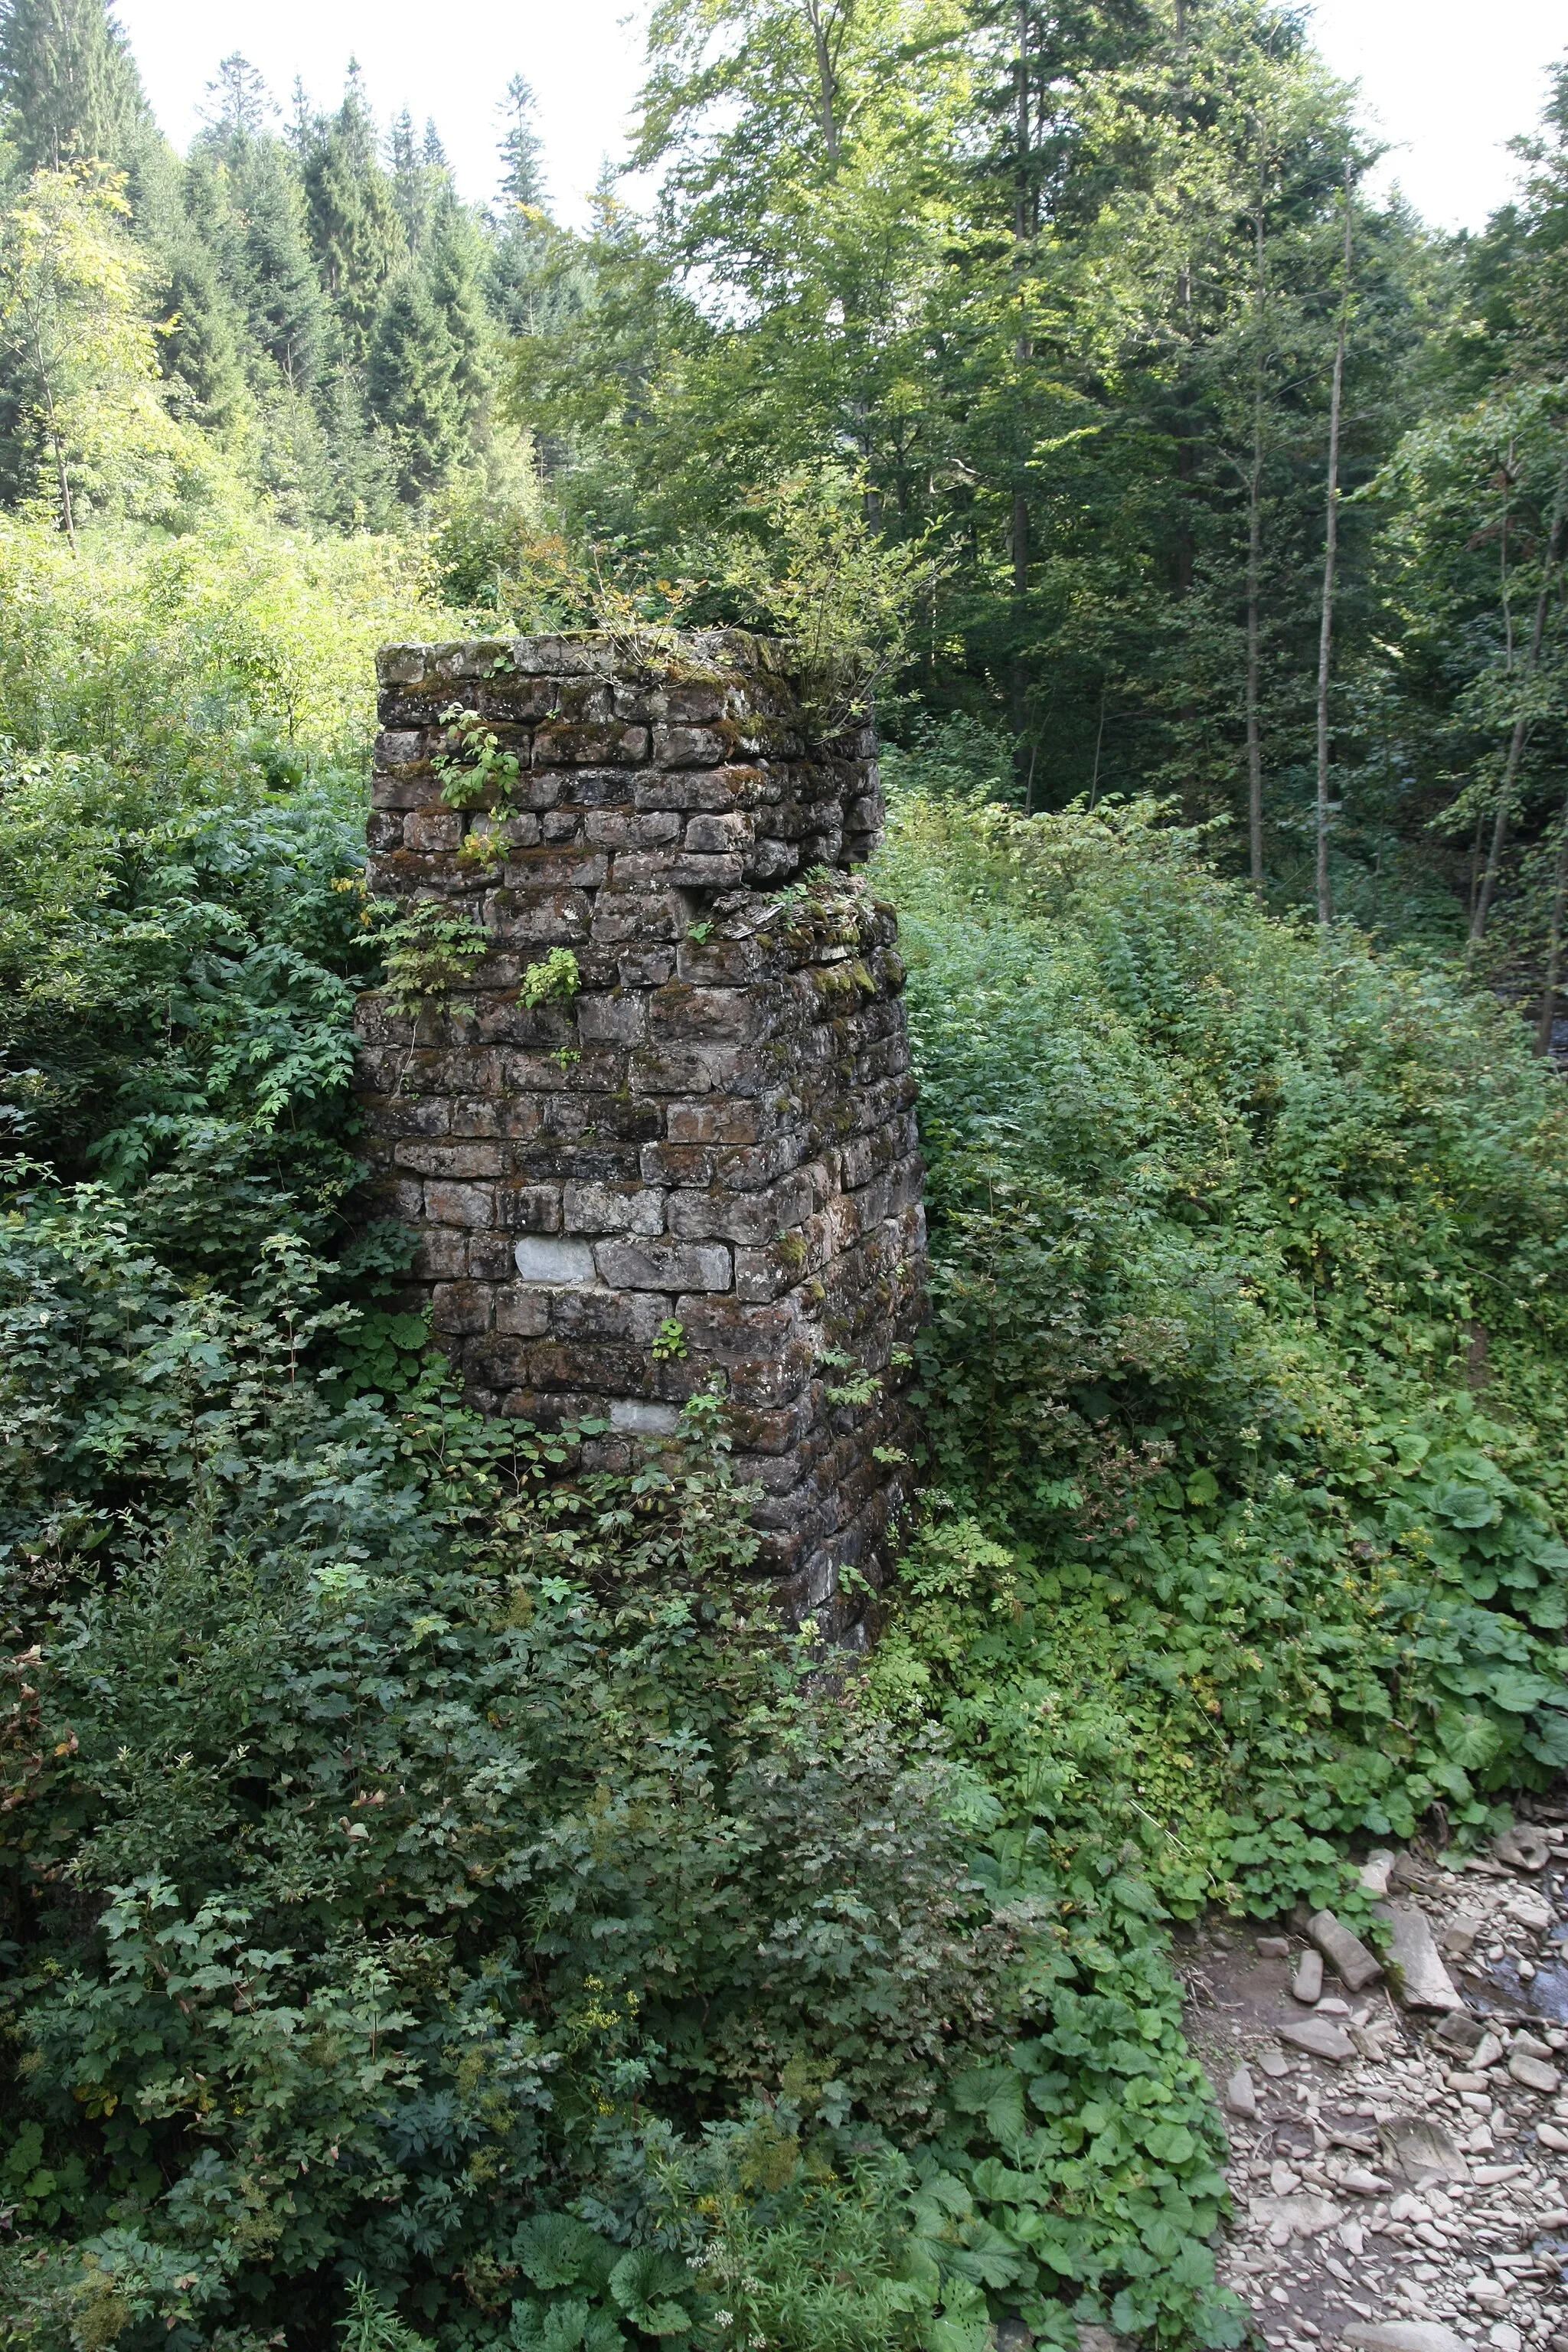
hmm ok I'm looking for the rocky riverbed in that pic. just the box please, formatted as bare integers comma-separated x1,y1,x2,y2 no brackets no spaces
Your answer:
1179,1818,1568,2350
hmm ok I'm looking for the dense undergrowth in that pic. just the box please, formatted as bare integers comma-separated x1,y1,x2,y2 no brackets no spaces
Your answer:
2,520,1567,2352
874,779,1568,1922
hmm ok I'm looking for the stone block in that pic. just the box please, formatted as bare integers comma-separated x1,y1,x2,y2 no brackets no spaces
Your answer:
650,984,760,1044
509,635,619,675
405,808,464,852
635,767,750,813
425,1181,495,1228
564,1181,665,1236
676,935,776,987
665,1099,763,1147
395,1141,505,1178
495,1286,552,1336
496,1183,563,1233
666,1171,813,1244
575,992,647,1046
652,724,727,766
411,1227,467,1281
684,812,754,854
544,1289,668,1343
513,1236,597,1285
533,724,648,766
467,1233,514,1282
586,809,681,850
610,1398,682,1436
595,1239,732,1292
431,1280,495,1334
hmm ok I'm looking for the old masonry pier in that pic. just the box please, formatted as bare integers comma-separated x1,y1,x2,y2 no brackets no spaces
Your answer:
353,630,926,1641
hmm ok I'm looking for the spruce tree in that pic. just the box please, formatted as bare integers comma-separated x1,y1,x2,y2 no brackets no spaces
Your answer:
153,154,251,436
488,71,554,337
199,53,275,143
497,72,545,209
366,261,461,498
296,67,405,364
0,0,150,172
225,131,328,392
389,106,453,256
426,185,492,433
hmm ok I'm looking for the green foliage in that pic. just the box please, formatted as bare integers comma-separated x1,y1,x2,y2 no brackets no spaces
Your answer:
368,264,468,501
712,471,946,731
0,167,220,538
437,701,524,855
0,534,1259,2352
0,516,451,1223
0,1218,1031,2344
296,73,407,368
870,777,1568,1923
0,0,152,175
379,898,488,1024
8,15,1568,2350
521,947,583,1008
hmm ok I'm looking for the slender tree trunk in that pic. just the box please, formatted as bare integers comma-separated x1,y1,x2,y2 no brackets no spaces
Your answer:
1537,776,1568,1054
1470,469,1568,952
1246,426,1264,887
1014,0,1030,245
1466,799,1487,920
1008,0,1032,765
1501,439,1516,678
1246,142,1269,893
803,0,841,165
29,318,76,556
1315,169,1353,927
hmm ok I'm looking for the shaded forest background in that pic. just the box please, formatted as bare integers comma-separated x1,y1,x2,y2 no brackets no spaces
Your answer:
4,0,1568,992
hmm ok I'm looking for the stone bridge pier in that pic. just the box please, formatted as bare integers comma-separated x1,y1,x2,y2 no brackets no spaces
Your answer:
354,631,925,1639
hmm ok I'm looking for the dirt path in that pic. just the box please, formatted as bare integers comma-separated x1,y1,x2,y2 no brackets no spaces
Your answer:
1178,1821,1568,2350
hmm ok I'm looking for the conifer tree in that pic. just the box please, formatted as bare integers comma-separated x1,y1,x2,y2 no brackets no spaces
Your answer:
199,53,275,142
224,132,328,393
426,185,492,433
0,0,150,172
366,260,461,498
488,72,556,337
153,201,250,436
498,73,546,209
389,107,433,253
296,67,405,364
149,146,253,438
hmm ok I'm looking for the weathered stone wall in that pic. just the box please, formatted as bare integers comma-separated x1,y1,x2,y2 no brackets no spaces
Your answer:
354,631,924,1637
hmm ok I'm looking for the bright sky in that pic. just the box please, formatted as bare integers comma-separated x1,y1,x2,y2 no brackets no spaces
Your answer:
111,0,1565,235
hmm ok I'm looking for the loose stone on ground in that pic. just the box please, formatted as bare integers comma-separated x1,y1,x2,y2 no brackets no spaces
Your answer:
1178,1815,1568,2351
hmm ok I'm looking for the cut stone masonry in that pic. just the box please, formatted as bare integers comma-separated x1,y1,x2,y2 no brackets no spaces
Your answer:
354,630,925,1637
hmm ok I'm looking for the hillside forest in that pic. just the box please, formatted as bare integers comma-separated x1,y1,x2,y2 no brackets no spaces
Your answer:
5,4,1568,2351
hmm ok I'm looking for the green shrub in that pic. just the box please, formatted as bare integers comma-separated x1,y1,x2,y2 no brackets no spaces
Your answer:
0,1176,1054,2350
870,784,1568,1916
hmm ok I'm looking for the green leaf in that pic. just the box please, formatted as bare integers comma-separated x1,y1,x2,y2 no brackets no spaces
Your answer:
1485,1668,1554,1714
1432,1484,1502,1530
